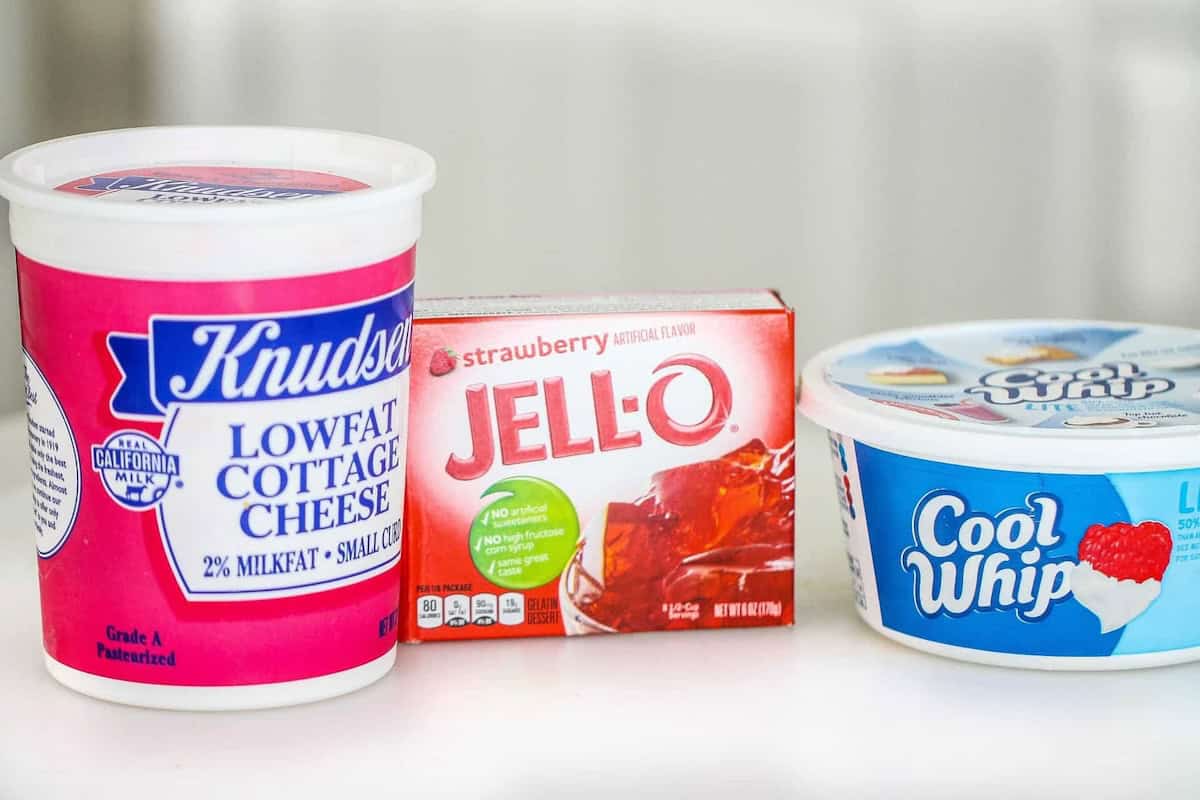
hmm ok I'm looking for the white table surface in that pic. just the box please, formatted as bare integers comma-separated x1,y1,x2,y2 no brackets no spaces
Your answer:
0,413,1195,799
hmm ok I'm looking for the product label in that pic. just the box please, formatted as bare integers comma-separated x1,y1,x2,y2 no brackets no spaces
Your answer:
827,323,1200,429
851,441,1200,657
19,250,412,685
24,353,81,557
403,302,796,641
99,290,412,600
55,165,368,206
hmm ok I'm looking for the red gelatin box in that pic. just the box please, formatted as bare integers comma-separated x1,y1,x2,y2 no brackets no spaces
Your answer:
401,292,795,641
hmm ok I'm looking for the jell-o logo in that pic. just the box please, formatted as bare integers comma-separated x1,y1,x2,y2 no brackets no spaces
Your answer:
446,354,733,480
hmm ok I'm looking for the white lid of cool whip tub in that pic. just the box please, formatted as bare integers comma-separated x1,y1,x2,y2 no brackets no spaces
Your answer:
0,126,435,280
799,320,1200,472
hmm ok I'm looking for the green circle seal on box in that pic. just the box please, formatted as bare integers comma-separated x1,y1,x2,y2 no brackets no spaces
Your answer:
469,476,580,590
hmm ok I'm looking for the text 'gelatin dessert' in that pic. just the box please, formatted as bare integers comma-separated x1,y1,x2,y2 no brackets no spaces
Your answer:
402,292,795,641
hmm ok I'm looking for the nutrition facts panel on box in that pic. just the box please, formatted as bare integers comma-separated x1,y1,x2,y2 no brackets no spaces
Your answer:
417,592,525,629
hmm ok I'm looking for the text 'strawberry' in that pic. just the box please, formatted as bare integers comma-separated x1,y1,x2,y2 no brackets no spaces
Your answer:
429,347,457,377
1077,521,1172,583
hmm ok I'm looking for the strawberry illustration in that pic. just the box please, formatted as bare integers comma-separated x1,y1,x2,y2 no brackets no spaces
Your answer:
1071,521,1173,633
429,347,458,377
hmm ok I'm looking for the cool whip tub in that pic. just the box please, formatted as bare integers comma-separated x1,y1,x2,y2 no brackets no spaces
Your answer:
0,127,434,708
800,320,1200,669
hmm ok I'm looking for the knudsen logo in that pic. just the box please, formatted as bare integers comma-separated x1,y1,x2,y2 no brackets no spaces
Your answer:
76,176,338,201
108,287,413,418
966,362,1173,405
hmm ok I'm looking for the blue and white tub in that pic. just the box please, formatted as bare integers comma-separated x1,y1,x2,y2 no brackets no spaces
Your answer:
800,320,1200,669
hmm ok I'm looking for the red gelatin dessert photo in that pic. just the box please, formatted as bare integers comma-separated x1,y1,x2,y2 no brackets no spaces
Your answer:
563,440,795,632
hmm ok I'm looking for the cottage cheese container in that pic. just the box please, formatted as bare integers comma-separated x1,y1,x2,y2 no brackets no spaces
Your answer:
800,320,1200,669
0,127,434,708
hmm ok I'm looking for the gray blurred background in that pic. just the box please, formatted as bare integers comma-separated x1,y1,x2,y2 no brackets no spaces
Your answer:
1,0,1198,413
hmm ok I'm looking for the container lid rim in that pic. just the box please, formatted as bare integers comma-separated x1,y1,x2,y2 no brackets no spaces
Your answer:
0,125,436,224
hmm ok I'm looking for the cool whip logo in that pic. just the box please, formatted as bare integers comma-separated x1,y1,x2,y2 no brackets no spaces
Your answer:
903,491,1074,621
966,362,1172,405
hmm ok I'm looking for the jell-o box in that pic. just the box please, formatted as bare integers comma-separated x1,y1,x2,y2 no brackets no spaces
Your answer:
401,292,795,641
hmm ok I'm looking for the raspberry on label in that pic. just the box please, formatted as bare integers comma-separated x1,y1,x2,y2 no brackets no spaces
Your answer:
1078,521,1173,584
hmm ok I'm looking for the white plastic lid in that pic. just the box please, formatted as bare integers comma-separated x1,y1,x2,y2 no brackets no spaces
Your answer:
799,319,1200,472
0,126,436,280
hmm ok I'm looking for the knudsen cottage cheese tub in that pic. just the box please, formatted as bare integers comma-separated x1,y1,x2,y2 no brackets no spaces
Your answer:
800,320,1200,670
0,127,434,708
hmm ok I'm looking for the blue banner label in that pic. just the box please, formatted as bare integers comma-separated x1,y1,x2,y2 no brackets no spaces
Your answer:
108,286,413,418
852,441,1198,657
